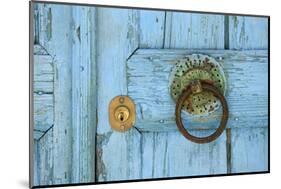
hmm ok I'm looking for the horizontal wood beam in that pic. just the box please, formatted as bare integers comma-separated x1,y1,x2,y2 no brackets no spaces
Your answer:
127,49,268,132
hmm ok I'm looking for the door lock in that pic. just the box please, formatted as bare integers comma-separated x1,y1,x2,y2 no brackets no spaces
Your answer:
109,96,136,132
169,54,229,144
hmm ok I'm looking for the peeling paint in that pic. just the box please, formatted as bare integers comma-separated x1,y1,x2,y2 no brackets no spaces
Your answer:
47,8,52,41
76,26,81,42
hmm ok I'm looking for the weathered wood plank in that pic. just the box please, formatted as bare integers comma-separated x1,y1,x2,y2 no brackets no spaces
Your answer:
230,128,268,172
34,54,53,93
34,93,53,133
229,16,268,50
139,10,165,48
33,141,39,185
36,128,54,186
34,3,98,185
71,6,96,183
141,131,227,178
96,7,142,181
127,49,268,131
228,16,269,173
164,12,225,49
33,45,54,140
34,55,53,82
37,3,73,184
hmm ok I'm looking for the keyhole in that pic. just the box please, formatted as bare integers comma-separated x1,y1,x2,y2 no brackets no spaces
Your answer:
114,106,130,123
118,112,124,122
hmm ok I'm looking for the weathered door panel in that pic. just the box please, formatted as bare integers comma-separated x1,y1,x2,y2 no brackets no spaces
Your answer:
135,11,228,178
33,3,97,185
228,16,269,172
95,8,142,181
32,3,269,186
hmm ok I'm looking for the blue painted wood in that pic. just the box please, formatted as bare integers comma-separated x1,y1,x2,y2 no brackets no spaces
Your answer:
127,49,268,131
71,6,97,183
138,12,228,178
228,16,269,173
231,128,268,172
95,8,142,181
33,3,97,186
164,12,225,49
33,45,54,140
229,16,268,50
32,3,269,186
37,4,74,185
139,10,165,48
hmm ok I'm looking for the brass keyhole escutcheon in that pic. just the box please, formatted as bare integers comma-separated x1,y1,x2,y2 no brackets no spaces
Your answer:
109,96,136,132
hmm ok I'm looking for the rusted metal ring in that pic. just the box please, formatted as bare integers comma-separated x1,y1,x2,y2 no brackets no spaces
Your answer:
175,81,228,144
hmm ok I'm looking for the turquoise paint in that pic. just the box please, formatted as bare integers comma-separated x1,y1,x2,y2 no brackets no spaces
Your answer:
32,2,269,187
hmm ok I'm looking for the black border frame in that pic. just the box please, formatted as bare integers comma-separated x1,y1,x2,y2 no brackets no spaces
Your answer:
29,1,270,188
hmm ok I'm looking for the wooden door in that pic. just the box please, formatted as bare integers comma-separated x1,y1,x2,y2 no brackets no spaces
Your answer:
32,2,268,187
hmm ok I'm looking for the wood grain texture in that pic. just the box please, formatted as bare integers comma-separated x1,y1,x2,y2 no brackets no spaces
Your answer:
127,49,268,131
229,16,268,50
230,128,268,173
95,8,142,181
35,128,55,185
138,11,228,178
71,6,97,183
141,131,227,178
33,45,54,140
228,16,269,173
139,10,165,48
41,4,74,184
34,3,97,185
32,4,269,185
164,12,225,49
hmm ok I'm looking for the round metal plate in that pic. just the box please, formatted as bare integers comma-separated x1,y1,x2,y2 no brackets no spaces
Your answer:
169,54,226,115
109,96,136,132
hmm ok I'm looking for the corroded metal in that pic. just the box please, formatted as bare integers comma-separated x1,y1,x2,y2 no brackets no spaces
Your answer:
169,54,226,115
109,96,136,132
175,81,229,144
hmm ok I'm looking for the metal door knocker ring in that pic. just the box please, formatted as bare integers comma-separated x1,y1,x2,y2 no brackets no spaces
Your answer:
175,80,228,144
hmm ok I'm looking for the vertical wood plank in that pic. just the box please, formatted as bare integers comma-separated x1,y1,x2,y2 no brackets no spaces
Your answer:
231,128,268,172
141,132,168,178
137,10,171,179
71,6,97,183
45,4,73,184
164,12,225,49
229,16,268,50
35,3,98,185
139,10,165,48
33,141,39,186
96,7,142,181
228,16,269,172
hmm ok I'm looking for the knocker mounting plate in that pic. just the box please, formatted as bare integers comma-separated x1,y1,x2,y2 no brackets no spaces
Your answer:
169,54,226,115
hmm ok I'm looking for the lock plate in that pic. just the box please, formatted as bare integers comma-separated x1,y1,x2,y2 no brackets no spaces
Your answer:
169,54,226,115
109,96,136,132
